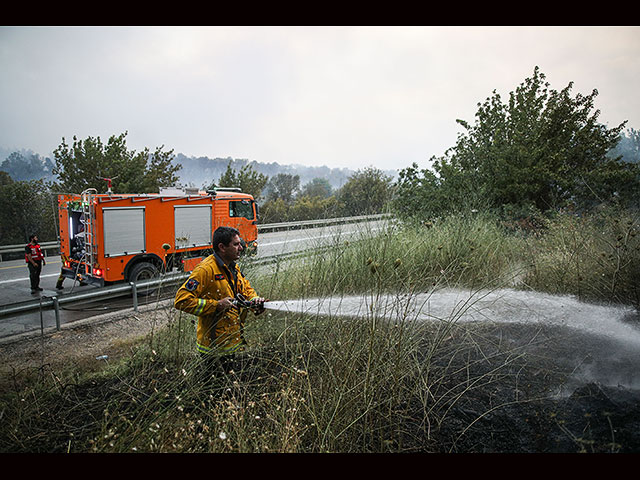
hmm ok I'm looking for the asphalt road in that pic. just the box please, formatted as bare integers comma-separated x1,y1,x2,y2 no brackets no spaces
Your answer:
0,219,389,339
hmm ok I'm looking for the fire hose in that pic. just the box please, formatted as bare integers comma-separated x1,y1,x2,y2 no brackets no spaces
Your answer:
231,293,268,314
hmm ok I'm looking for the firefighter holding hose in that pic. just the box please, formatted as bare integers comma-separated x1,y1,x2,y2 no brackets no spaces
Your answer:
174,226,265,380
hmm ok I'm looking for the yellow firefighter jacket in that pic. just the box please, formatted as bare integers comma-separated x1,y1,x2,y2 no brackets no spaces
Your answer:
174,253,260,355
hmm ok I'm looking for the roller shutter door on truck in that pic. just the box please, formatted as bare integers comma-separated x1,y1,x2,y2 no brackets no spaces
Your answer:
103,207,146,256
174,205,212,249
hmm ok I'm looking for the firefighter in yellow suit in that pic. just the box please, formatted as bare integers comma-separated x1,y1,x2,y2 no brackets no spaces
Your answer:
174,226,265,376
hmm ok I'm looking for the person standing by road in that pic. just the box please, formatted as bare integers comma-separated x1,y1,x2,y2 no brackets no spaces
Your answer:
25,234,45,294
174,226,266,383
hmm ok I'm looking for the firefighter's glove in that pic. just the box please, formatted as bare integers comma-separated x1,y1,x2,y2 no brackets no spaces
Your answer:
217,297,235,311
251,297,266,315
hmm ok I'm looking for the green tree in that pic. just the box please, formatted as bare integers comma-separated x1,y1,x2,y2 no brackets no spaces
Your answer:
336,166,393,216
265,173,300,204
289,195,340,221
211,161,268,200
0,178,56,244
259,197,289,223
392,161,453,219
52,132,181,193
300,177,333,199
0,171,12,187
395,67,638,219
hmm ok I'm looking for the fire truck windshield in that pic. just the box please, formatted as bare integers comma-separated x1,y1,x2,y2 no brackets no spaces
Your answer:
229,200,254,220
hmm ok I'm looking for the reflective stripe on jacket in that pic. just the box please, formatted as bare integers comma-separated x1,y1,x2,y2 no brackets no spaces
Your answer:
174,253,259,355
25,243,44,263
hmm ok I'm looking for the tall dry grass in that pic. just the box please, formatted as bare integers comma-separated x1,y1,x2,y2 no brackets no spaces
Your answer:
1,208,637,452
521,208,640,307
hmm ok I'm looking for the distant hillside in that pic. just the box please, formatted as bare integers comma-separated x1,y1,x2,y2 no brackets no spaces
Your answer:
173,154,358,190
0,148,56,182
0,148,396,191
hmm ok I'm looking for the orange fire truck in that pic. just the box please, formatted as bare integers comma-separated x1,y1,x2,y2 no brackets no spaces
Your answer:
57,187,259,287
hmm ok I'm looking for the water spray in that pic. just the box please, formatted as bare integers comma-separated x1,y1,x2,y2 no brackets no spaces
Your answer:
231,294,311,315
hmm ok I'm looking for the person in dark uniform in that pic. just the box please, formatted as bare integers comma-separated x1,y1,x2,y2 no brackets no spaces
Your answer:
56,253,67,290
25,234,45,294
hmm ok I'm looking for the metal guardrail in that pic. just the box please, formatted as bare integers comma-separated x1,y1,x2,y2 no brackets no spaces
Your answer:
257,213,391,232
0,272,190,326
0,241,59,260
0,213,391,259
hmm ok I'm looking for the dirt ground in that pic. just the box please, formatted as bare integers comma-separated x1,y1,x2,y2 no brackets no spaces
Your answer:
0,300,177,379
2,301,640,453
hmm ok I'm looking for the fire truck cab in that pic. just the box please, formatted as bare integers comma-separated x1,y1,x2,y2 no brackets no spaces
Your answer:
57,187,259,287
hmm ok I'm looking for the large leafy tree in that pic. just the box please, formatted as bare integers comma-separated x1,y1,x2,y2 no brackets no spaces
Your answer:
395,67,638,218
52,131,181,194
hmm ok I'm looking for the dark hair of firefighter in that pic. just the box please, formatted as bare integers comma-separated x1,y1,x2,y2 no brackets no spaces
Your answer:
213,226,240,252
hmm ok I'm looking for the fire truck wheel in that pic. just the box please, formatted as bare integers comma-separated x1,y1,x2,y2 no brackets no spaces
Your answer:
128,261,160,295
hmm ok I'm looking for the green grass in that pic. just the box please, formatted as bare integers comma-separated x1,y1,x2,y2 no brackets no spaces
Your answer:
255,212,525,301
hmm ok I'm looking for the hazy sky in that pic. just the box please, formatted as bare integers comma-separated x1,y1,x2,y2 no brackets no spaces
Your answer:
1,26,639,171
